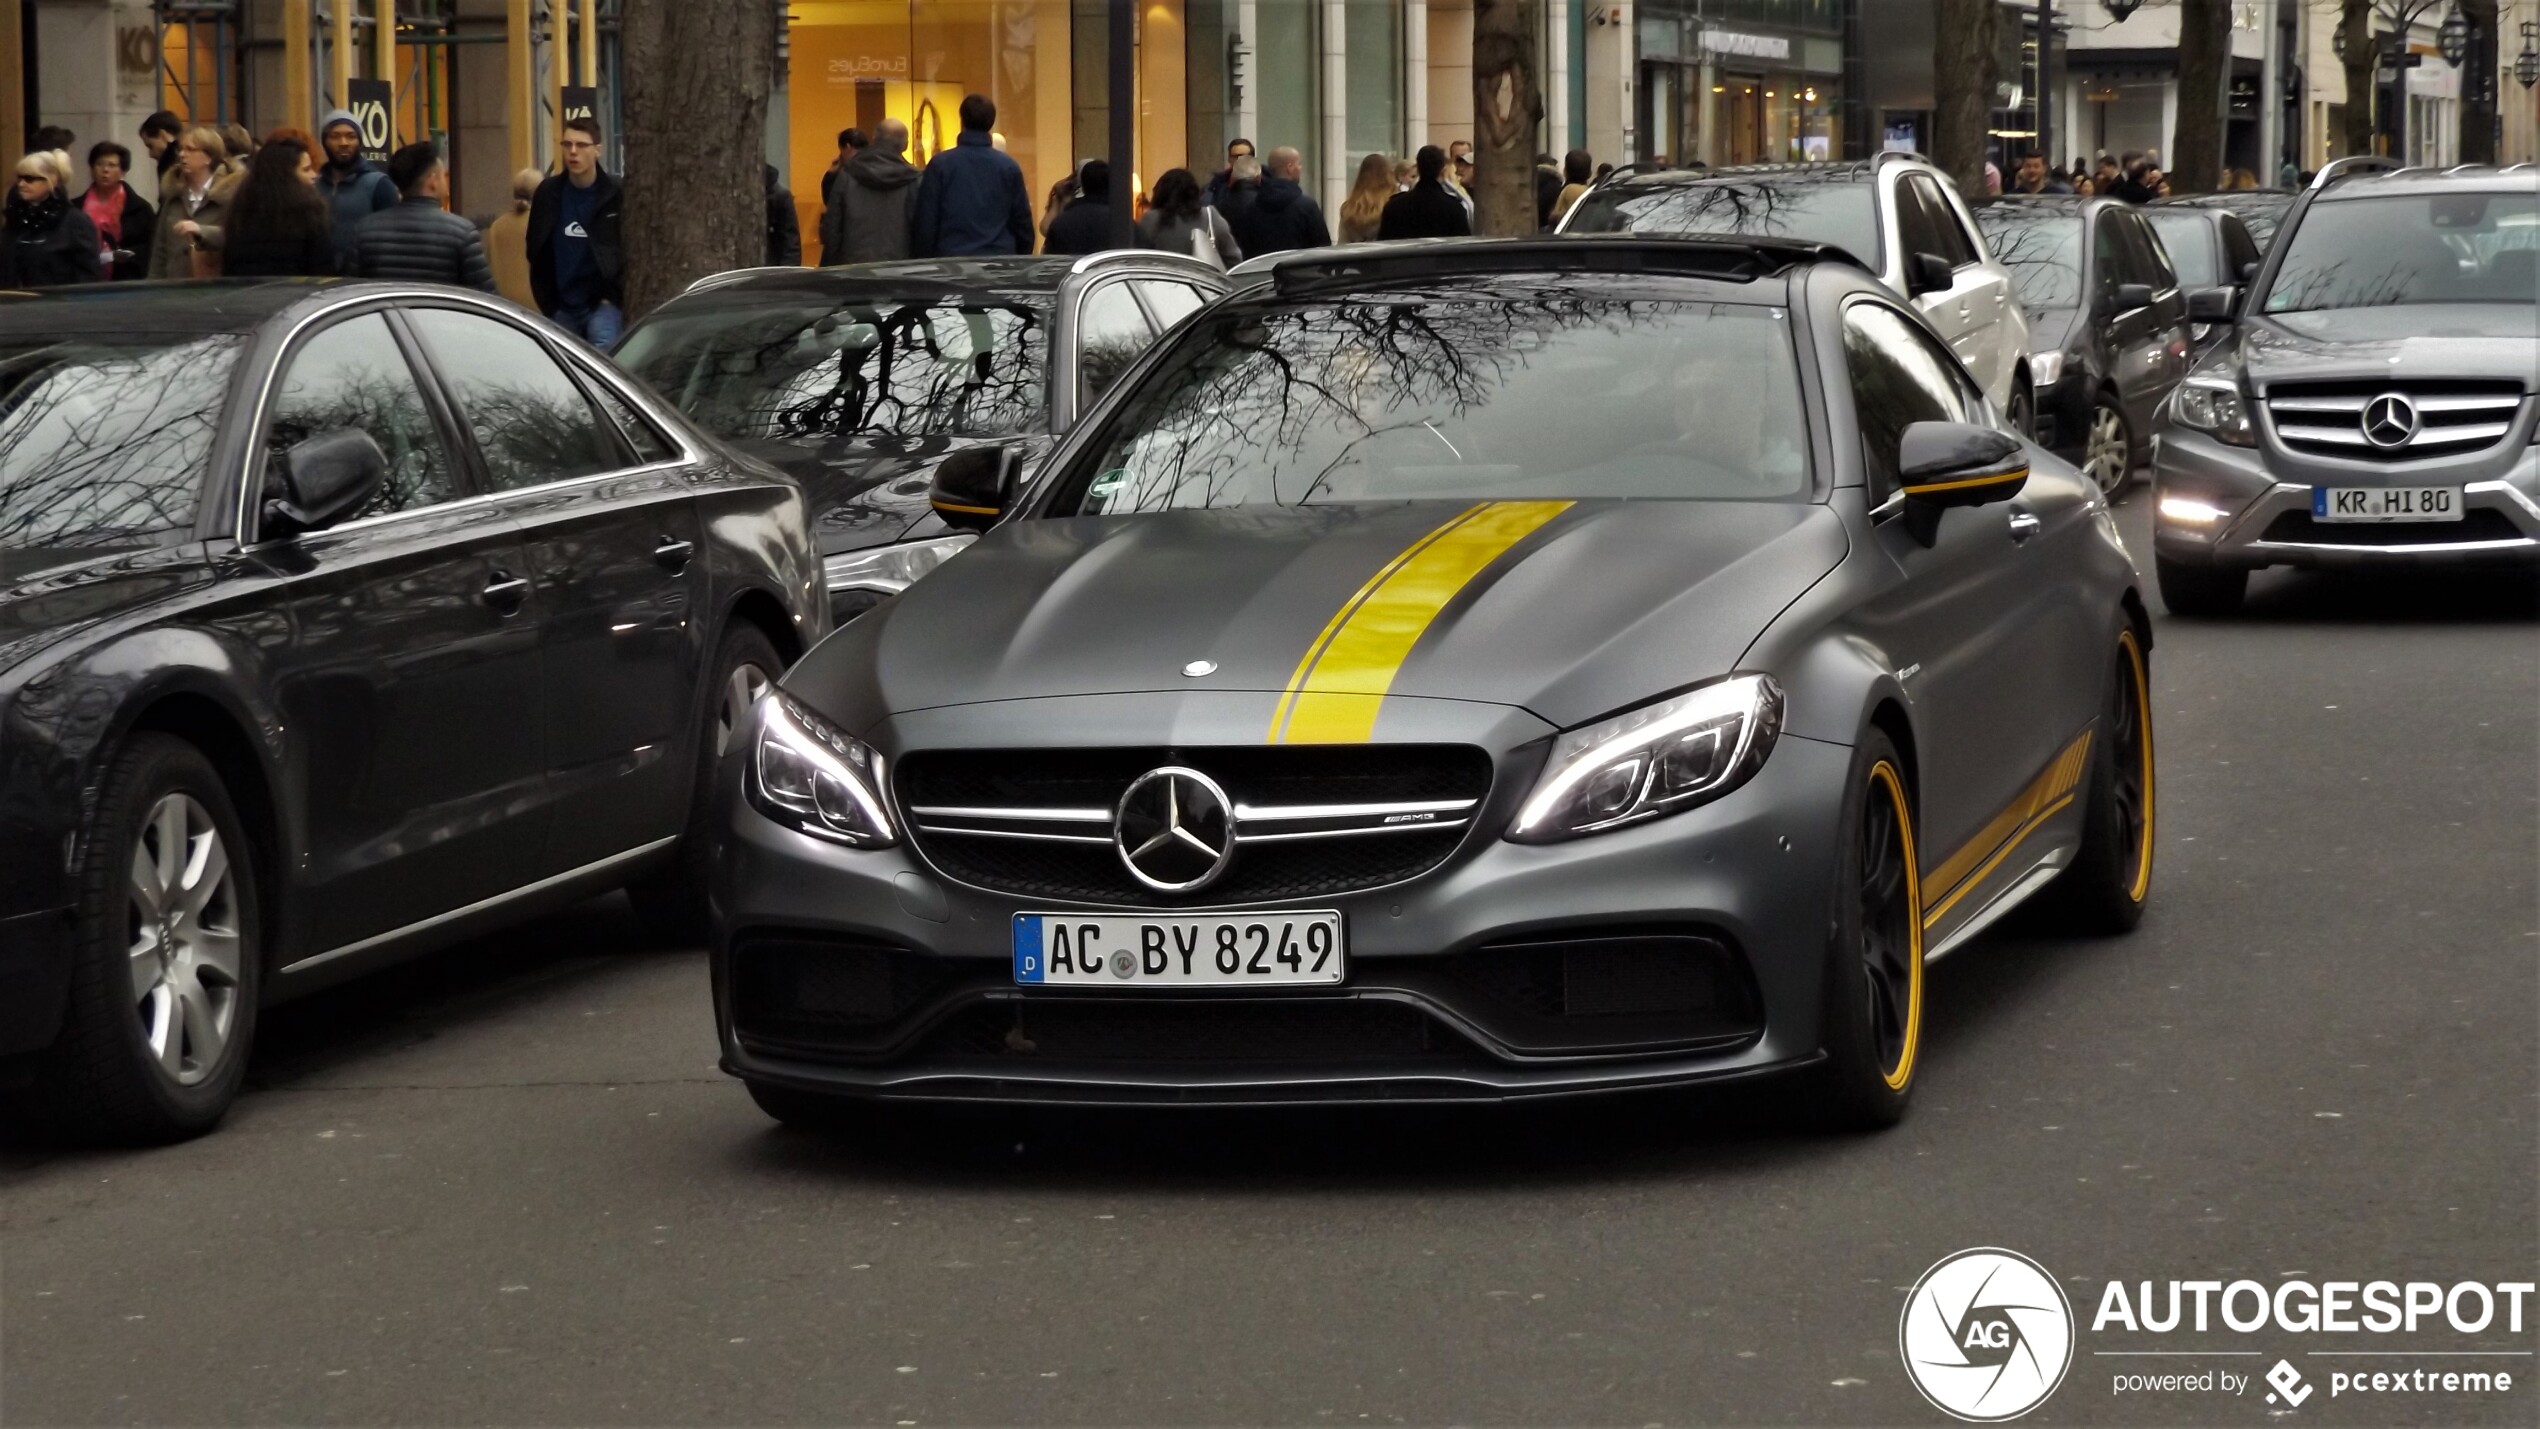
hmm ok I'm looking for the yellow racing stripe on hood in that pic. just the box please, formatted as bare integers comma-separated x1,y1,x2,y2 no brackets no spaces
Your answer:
1269,500,1574,744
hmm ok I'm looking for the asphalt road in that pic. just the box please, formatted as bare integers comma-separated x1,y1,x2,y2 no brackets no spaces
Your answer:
5,500,2535,1426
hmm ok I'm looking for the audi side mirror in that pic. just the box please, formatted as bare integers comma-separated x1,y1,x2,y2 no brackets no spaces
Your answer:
2113,281,2156,313
262,428,388,539
2186,285,2239,323
1906,251,1955,297
929,443,1023,533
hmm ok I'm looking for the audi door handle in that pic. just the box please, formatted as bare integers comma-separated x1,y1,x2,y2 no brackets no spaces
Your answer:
653,536,695,571
481,572,531,611
2007,511,2043,544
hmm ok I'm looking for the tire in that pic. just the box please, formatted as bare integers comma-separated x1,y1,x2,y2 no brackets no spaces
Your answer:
2080,394,2132,496
1812,730,1925,1131
2005,380,2035,441
33,733,262,1145
2155,553,2248,617
2034,625,2156,935
745,1079,872,1134
628,622,784,946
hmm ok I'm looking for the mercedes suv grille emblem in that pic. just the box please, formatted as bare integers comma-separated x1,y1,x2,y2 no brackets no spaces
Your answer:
2362,393,2420,449
1114,766,1236,893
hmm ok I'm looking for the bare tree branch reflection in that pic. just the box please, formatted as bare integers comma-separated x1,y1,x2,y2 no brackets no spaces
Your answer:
0,336,239,549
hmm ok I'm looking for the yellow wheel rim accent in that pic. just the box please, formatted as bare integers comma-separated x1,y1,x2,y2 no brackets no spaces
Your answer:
2119,628,2155,904
1869,759,1924,1091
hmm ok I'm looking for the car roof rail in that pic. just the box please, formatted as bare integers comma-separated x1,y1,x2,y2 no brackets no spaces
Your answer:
1597,159,1704,185
2309,154,2404,190
1266,235,1859,295
1874,149,1932,168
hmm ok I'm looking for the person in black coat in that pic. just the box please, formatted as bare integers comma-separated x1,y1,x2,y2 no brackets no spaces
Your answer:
349,142,494,291
765,164,802,267
2,152,103,288
1040,159,1121,256
1228,146,1331,258
527,118,626,343
219,136,337,278
1377,146,1473,242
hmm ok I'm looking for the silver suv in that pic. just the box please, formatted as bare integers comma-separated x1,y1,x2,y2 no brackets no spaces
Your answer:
2149,160,2538,614
1562,156,2036,426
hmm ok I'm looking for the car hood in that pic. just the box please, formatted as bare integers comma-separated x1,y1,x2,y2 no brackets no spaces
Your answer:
0,544,212,681
2230,305,2540,388
789,499,1849,737
728,432,1046,555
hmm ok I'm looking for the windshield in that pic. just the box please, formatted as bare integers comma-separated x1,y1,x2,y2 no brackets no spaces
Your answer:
1563,182,1882,268
1063,292,1808,514
1977,215,2085,310
2143,212,2217,287
614,296,1049,443
2264,192,2539,313
0,333,238,551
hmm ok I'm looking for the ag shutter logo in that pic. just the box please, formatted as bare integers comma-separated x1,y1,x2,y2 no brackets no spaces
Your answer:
1900,1248,2076,1422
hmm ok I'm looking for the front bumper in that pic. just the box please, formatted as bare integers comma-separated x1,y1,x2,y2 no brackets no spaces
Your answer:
2152,426,2540,570
710,698,1856,1106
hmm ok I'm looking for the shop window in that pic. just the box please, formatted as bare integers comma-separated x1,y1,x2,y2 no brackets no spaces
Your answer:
1344,0,1403,161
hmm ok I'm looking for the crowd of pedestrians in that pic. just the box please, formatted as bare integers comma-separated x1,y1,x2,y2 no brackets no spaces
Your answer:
1995,148,2285,201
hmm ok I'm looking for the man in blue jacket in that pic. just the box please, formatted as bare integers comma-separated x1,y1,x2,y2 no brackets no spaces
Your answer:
912,94,1036,257
315,109,397,268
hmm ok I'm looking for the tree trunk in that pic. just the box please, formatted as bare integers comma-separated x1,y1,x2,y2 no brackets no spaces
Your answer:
2171,0,2231,191
2459,0,2500,164
2339,0,2378,158
1931,0,2000,201
618,0,776,320
1471,0,1544,237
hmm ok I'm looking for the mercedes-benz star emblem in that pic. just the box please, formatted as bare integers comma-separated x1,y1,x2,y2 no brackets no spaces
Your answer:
2362,393,2420,449
1114,766,1235,894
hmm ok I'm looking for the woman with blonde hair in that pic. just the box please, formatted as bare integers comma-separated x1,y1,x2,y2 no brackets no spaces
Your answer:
1336,151,1395,244
147,126,230,278
2,150,103,287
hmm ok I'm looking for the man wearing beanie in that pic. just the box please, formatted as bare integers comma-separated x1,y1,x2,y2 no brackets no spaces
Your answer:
315,108,397,268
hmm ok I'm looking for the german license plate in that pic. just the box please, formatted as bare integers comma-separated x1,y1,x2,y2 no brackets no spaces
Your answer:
1012,911,1345,986
2312,486,2463,522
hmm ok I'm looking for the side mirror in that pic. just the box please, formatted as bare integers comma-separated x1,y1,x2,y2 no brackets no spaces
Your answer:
1896,421,2029,541
929,443,1023,533
262,428,388,538
2112,281,2156,313
2186,285,2238,322
1906,251,1955,297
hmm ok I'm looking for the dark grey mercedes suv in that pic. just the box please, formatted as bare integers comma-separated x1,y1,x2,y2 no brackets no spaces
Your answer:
2148,161,2538,614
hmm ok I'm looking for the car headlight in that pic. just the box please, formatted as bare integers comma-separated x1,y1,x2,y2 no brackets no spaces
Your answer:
823,533,978,595
1508,676,1782,844
2170,378,2255,447
749,692,895,847
2027,350,2065,388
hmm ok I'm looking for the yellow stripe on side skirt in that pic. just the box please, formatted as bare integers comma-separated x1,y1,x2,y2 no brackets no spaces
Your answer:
1269,500,1573,744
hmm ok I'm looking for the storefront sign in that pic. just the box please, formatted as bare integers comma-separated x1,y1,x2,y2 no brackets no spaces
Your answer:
347,79,395,166
1700,28,1791,61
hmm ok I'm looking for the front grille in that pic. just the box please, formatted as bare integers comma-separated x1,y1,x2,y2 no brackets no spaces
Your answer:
896,745,1494,906
2257,508,2527,547
925,997,1460,1063
2266,381,2525,461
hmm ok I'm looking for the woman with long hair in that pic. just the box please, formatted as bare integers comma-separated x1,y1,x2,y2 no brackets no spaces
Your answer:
1135,166,1240,268
219,129,335,277
2,150,103,287
1337,151,1395,244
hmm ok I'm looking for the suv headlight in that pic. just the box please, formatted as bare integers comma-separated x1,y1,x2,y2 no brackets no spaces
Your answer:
2170,378,2255,447
2027,350,2065,388
823,533,978,595
1508,676,1782,844
749,693,895,847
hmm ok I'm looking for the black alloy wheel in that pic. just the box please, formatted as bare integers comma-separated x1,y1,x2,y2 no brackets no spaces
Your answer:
2036,624,2156,934
1816,730,1923,1129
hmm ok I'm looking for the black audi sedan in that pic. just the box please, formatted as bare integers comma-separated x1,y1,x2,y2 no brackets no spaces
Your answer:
0,281,825,1144
612,253,1228,626
1974,196,2193,495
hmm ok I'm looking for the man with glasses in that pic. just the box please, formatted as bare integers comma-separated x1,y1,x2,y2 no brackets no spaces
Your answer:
527,117,626,344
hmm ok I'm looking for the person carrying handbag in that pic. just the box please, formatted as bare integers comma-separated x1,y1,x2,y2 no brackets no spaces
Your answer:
1136,168,1240,271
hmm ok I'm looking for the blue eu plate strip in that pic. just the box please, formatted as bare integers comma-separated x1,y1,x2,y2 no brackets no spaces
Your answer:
2311,487,2327,517
1012,915,1044,983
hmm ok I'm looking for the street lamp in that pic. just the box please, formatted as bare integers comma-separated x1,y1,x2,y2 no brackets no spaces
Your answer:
2436,2,2471,67
2518,21,2540,89
2101,0,2142,21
